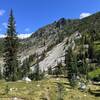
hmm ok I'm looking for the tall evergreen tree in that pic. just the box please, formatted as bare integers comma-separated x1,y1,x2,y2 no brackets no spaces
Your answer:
65,47,78,87
0,68,2,79
88,38,94,60
79,34,89,79
34,54,40,81
65,47,73,79
48,66,52,75
21,58,30,78
3,10,19,81
53,62,62,77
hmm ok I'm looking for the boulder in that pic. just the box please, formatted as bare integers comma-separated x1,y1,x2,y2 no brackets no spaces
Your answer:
79,82,86,91
22,77,31,82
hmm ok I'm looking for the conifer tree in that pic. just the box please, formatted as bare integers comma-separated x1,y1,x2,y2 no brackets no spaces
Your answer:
48,66,52,75
21,58,30,78
34,54,40,81
3,10,19,81
65,47,73,79
65,47,78,87
54,62,62,77
79,50,88,76
88,37,94,61
0,68,2,79
79,34,89,79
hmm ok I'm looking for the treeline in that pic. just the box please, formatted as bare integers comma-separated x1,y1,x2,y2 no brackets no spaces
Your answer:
0,10,100,86
47,30,100,87
0,10,45,81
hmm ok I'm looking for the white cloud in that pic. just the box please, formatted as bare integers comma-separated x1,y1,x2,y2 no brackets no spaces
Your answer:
80,13,91,19
2,22,7,28
0,33,32,39
18,33,32,39
0,34,6,38
0,9,5,16
25,28,30,32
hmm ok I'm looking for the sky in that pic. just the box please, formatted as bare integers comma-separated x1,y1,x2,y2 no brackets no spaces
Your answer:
0,0,100,38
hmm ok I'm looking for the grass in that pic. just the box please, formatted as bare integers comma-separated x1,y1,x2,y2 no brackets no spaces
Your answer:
94,41,100,54
88,68,100,79
0,77,99,100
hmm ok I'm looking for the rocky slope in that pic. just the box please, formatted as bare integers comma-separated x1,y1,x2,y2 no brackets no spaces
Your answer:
38,31,82,71
0,12,100,71
19,11,100,57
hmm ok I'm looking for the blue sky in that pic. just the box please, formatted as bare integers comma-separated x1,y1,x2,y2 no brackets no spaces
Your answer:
0,0,100,38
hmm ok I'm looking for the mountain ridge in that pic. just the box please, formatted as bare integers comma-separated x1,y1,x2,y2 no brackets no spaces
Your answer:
0,12,100,71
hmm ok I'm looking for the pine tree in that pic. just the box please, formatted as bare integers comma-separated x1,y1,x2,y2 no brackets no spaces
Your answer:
21,58,30,78
88,38,94,61
87,31,95,61
3,10,19,81
65,47,73,79
53,62,62,77
79,50,88,76
65,47,78,87
79,34,89,79
0,68,2,79
34,54,40,81
48,66,52,75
